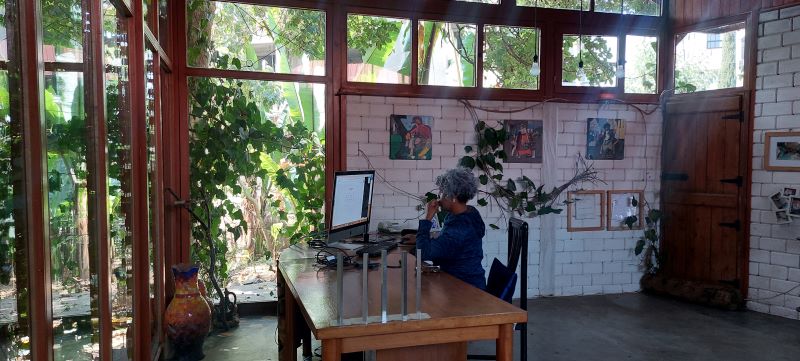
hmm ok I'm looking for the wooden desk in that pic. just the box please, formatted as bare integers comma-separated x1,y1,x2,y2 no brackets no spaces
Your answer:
277,250,527,361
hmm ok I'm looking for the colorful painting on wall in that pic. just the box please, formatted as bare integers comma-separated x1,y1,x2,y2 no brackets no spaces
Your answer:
390,114,433,160
586,118,625,160
503,120,543,163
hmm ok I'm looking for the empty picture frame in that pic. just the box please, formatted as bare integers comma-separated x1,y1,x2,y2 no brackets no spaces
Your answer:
607,190,644,231
567,190,605,232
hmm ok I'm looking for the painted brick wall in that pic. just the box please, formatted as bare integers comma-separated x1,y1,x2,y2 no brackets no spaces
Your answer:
345,95,662,297
748,6,800,320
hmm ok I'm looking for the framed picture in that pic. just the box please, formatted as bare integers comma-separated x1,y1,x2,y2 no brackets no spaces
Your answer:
783,187,798,197
776,210,793,225
389,114,433,160
567,190,605,232
764,132,800,171
770,191,789,210
607,190,644,231
790,197,800,218
586,118,625,160
503,120,543,163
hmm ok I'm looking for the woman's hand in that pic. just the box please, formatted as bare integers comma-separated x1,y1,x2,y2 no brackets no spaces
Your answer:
425,200,439,221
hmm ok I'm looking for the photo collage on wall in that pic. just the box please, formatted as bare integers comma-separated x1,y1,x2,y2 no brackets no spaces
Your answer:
390,114,433,160
770,187,800,224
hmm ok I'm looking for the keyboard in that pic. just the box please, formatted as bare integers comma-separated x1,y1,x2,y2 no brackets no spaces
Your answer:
354,240,398,257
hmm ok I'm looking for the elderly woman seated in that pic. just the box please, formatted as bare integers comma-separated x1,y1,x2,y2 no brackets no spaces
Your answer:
416,167,486,290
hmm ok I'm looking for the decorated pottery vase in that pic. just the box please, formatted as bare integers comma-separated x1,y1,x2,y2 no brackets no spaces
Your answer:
165,264,211,361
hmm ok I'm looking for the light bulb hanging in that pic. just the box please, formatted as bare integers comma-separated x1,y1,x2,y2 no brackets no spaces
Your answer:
576,0,587,85
616,61,625,79
530,0,540,77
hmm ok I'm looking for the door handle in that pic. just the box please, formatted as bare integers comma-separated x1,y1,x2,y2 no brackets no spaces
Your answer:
718,220,741,231
719,176,743,187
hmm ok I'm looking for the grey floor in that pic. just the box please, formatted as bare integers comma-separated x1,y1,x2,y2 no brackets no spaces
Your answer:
202,293,800,361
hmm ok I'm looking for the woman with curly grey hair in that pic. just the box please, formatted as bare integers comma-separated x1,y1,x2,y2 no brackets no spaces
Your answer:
416,167,486,290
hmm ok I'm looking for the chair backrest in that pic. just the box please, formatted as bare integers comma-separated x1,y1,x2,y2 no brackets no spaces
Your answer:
507,218,529,273
486,258,517,303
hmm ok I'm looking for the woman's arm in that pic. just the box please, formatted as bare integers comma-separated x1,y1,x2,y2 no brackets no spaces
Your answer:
416,218,463,262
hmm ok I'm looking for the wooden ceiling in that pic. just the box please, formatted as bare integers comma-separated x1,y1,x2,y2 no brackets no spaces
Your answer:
670,0,800,29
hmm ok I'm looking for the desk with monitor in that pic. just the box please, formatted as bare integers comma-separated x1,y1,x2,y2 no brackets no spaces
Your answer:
276,171,527,361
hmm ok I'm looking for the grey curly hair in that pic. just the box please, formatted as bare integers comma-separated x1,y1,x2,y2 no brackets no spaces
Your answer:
436,167,479,203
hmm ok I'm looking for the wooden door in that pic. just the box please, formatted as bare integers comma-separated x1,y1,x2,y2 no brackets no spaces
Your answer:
661,95,749,293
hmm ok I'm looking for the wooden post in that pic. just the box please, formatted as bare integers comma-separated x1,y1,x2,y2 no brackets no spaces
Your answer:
322,339,341,361
496,324,513,361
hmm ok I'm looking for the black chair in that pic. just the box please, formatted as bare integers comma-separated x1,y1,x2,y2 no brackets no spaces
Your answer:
468,218,529,360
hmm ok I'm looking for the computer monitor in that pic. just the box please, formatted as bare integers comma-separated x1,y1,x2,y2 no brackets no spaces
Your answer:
328,170,376,243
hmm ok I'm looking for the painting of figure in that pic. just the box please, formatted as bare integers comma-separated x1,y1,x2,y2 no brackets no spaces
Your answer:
586,118,625,160
390,114,433,160
504,120,543,163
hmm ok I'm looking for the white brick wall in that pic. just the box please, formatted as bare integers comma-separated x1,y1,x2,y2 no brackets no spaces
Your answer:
749,6,800,320
346,95,662,298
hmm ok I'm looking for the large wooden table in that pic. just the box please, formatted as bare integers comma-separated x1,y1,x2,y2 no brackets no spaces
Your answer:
277,248,527,361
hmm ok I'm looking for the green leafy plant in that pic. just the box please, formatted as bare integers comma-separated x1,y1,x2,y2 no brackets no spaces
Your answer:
446,102,602,229
633,208,662,274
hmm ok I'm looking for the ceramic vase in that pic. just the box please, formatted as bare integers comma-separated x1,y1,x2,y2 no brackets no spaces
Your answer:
165,264,212,361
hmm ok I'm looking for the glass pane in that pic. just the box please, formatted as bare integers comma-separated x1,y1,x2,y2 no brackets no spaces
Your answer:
674,24,746,94
103,1,133,359
143,0,150,24
418,20,477,87
0,0,31,358
158,0,169,54
186,1,326,76
46,70,99,360
347,14,412,84
518,0,585,10
188,78,326,303
43,0,83,62
483,25,541,90
562,34,618,87
596,0,662,16
144,50,161,347
624,35,658,94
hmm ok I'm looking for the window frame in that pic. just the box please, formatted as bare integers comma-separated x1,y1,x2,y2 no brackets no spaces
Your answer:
671,16,751,97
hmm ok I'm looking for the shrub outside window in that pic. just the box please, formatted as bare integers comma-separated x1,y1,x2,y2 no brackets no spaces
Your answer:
624,35,658,94
483,25,542,90
674,23,746,94
418,20,477,87
562,34,619,87
347,14,412,84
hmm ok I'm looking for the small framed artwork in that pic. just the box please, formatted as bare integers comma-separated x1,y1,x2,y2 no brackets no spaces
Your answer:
790,197,800,218
764,132,800,171
567,190,605,232
776,210,793,224
783,187,798,197
770,191,789,210
586,118,625,160
389,114,433,160
607,190,644,231
503,120,543,163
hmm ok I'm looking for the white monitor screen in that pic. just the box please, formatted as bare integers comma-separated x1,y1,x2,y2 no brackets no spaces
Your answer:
331,172,375,230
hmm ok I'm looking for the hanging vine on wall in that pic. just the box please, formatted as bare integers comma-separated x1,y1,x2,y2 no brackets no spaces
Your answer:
419,100,603,229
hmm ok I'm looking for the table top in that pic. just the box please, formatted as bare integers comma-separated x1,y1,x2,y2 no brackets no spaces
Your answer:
279,247,527,340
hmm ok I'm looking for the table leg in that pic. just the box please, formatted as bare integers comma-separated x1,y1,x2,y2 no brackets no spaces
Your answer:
278,267,297,361
496,324,513,361
322,339,341,361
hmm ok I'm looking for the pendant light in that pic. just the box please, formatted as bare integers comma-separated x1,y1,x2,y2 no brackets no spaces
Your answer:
529,0,541,76
576,0,588,85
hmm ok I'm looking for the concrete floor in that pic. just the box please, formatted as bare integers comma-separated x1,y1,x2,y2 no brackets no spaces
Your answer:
202,293,800,361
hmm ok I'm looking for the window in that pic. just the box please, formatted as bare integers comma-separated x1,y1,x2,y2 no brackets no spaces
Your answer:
347,14,412,84
518,0,585,10
483,25,542,90
187,1,326,76
188,78,326,302
595,0,661,16
418,20,477,87
674,23,746,93
706,33,721,49
624,35,658,94
562,34,618,87
103,1,134,355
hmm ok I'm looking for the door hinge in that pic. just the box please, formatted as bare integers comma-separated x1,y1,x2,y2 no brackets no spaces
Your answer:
718,220,741,231
662,173,689,181
720,176,743,187
721,111,744,122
